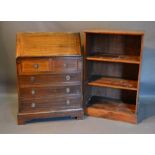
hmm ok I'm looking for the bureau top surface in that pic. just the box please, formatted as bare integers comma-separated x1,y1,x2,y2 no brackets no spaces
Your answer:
84,28,144,35
16,32,81,58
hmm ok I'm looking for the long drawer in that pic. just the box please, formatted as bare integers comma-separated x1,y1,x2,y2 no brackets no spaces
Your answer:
19,85,81,98
19,95,82,113
18,73,81,87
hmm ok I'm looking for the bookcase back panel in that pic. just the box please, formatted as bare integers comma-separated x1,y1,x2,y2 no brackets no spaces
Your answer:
86,33,141,56
88,61,139,80
91,87,137,105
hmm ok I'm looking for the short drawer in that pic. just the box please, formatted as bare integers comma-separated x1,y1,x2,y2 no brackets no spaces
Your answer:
19,85,81,98
53,57,81,73
19,96,82,113
18,73,82,87
17,58,51,75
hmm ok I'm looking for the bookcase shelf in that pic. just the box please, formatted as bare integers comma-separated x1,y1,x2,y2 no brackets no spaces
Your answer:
86,54,140,64
85,96,136,123
84,29,144,123
88,76,138,91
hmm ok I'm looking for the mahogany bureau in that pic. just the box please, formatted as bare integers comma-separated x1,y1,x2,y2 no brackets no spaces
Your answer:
16,32,83,125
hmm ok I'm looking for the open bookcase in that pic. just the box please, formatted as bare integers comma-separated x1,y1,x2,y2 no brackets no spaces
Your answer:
84,29,144,123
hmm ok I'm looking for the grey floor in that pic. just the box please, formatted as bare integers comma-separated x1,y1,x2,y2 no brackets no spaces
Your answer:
0,93,155,134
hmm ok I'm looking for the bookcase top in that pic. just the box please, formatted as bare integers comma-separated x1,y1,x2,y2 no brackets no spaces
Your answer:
84,29,144,35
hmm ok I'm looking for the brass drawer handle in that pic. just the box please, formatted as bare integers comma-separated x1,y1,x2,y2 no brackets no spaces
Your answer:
33,64,39,69
66,100,70,105
31,89,36,95
63,63,67,67
31,102,36,108
66,87,70,93
66,75,71,81
30,76,35,82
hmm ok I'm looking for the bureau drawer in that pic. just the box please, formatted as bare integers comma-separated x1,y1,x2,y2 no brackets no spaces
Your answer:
19,85,81,98
17,58,51,75
53,57,81,73
19,96,82,113
18,73,82,87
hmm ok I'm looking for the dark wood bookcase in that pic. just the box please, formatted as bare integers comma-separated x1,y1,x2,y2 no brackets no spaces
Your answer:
84,29,144,123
